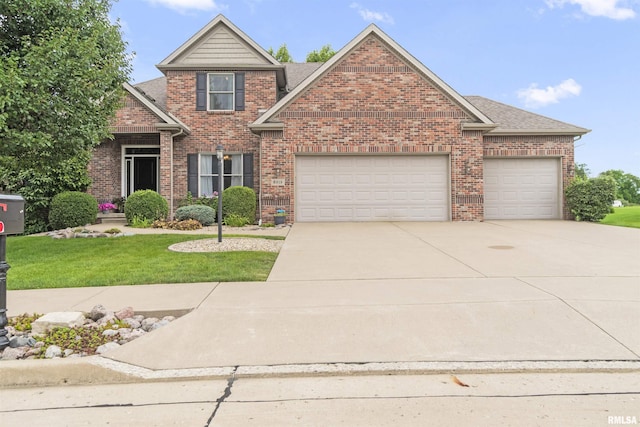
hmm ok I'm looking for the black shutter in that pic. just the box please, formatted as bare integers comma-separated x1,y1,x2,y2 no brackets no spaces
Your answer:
235,72,245,111
243,153,253,189
196,73,207,111
187,154,199,196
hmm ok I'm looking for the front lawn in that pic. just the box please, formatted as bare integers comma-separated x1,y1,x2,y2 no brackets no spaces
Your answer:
6,234,280,290
600,206,640,228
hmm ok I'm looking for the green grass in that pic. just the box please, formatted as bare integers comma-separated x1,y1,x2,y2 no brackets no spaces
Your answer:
600,206,640,228
6,234,281,290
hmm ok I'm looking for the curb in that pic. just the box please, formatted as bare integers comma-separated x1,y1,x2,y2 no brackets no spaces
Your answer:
3,357,639,388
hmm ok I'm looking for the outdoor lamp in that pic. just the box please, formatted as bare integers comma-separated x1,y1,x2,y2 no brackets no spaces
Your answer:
216,144,224,243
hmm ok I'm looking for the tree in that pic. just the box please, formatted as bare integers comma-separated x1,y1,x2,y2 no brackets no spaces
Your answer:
306,44,336,62
0,0,131,233
599,170,640,204
267,44,293,62
574,163,590,180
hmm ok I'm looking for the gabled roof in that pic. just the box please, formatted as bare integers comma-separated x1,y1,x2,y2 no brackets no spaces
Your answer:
157,14,285,88
465,96,590,136
123,82,190,134
251,24,496,133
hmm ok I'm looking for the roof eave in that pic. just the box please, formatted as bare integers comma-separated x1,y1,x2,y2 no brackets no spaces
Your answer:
461,123,498,132
487,128,591,136
248,122,284,135
122,82,191,134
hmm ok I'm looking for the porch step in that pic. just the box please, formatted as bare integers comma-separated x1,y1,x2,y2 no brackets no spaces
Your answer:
96,212,126,224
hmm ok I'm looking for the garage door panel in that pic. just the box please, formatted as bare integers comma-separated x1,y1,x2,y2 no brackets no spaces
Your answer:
296,155,449,222
484,158,560,220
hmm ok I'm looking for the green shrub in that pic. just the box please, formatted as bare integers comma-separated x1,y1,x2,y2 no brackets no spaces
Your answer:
222,186,256,223
223,213,250,227
124,190,168,225
48,191,98,229
175,205,216,226
565,176,616,222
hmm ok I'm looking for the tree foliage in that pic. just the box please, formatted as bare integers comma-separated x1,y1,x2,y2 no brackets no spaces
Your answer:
306,44,336,62
574,163,590,181
598,169,640,204
0,0,131,233
267,43,293,62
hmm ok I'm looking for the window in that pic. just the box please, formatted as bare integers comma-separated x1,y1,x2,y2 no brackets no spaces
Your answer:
188,152,253,196
199,154,243,197
196,72,245,112
208,73,234,111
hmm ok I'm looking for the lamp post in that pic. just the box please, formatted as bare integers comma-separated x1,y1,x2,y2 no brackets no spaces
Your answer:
216,144,224,243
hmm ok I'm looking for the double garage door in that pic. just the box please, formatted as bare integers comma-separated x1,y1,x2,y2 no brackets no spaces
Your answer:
296,155,449,222
295,156,561,222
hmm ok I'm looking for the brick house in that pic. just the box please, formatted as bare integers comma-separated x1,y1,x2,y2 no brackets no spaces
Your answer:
88,15,589,223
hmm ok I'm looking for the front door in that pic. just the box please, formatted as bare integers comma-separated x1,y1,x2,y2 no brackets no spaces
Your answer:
123,147,160,196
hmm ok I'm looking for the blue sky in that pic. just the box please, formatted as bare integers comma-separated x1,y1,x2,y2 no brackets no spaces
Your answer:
110,0,639,177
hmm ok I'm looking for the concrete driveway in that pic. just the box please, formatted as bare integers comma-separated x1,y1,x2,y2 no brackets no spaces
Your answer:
268,220,640,281
95,220,640,370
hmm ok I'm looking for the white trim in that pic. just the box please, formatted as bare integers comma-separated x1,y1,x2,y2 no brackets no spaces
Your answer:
121,145,161,197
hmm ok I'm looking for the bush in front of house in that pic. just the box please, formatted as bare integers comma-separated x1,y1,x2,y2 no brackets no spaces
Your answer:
124,190,168,225
48,191,98,230
174,205,216,226
565,176,616,222
222,186,256,223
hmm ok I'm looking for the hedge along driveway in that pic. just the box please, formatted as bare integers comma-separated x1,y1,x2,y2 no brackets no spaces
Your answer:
6,234,280,290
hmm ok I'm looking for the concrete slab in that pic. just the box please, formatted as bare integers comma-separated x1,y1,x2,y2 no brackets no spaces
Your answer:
103,279,637,370
268,222,483,281
0,380,223,426
268,221,640,281
7,282,218,317
216,373,640,427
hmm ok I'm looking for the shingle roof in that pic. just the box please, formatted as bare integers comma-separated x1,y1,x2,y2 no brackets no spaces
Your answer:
465,96,589,135
284,62,323,90
135,77,167,110
131,78,589,136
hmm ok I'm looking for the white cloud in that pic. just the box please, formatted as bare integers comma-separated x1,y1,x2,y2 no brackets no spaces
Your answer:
517,78,582,108
145,0,222,12
545,0,636,20
350,3,395,24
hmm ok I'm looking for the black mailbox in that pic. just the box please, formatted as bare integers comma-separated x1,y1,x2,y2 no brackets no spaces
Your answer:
0,194,25,235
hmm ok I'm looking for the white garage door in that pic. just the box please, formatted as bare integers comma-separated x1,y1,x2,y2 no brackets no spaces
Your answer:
484,158,560,220
296,155,449,222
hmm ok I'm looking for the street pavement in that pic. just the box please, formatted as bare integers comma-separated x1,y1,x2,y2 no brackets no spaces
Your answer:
1,220,639,425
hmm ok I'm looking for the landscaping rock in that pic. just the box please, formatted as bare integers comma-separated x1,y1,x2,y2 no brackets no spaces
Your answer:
115,306,134,320
32,312,85,335
123,318,141,329
45,345,62,359
2,347,26,360
141,317,159,332
88,304,108,321
9,336,37,348
96,342,120,354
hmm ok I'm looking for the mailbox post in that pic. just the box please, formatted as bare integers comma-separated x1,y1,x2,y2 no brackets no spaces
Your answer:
0,194,25,350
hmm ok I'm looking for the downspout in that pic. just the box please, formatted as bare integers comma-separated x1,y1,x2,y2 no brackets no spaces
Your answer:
169,128,184,217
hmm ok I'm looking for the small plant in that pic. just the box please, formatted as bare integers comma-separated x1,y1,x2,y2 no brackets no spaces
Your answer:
103,228,121,234
130,215,153,228
175,205,216,226
112,197,126,212
98,202,117,212
39,326,114,357
8,313,41,332
223,213,250,227
48,191,98,229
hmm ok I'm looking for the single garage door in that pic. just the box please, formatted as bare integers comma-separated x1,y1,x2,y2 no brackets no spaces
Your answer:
484,158,560,220
296,155,449,222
